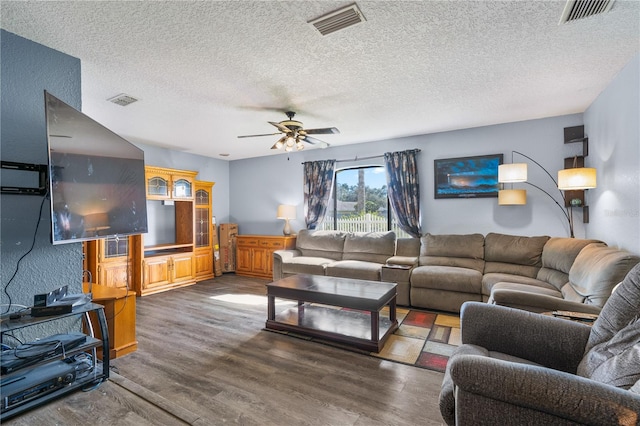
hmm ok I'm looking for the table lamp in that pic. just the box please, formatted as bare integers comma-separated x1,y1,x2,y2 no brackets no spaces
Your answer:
276,205,296,236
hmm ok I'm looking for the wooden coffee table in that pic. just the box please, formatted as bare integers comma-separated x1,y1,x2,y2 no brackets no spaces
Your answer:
265,274,398,352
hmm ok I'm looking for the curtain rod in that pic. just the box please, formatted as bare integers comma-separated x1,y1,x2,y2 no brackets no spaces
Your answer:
302,148,420,164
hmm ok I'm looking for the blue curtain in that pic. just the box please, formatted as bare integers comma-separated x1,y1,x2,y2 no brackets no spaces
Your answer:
304,160,336,229
384,150,422,238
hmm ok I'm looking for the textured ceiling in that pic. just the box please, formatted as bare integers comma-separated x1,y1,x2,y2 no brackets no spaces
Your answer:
2,1,639,160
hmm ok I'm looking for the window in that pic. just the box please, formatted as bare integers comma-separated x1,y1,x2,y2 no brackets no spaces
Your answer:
318,166,409,237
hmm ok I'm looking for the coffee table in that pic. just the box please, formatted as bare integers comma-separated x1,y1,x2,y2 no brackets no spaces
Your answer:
266,274,398,352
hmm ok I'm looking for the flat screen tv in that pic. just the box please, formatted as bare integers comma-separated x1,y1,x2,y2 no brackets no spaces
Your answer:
45,91,148,244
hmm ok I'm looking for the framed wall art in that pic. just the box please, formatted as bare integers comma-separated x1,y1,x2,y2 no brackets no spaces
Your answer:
434,154,503,199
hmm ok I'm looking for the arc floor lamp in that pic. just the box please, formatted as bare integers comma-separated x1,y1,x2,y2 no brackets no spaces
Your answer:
498,151,596,238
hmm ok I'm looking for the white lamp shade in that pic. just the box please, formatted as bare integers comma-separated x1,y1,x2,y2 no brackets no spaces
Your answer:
498,189,527,205
276,204,296,219
557,168,597,190
498,163,527,183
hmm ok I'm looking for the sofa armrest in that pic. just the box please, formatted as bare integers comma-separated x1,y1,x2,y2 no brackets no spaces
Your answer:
460,302,590,372
451,355,640,425
490,288,602,315
272,249,302,280
273,249,301,262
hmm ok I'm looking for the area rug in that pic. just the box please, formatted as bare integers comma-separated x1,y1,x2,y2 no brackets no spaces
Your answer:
371,307,460,372
266,305,460,373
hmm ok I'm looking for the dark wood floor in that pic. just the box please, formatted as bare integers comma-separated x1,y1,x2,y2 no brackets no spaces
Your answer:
5,274,446,425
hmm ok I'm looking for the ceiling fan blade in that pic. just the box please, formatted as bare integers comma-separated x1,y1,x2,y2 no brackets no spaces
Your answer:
302,135,325,145
304,127,339,135
269,121,291,134
237,132,281,139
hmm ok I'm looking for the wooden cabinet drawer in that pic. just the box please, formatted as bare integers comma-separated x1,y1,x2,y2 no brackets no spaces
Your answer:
238,237,260,247
260,240,285,249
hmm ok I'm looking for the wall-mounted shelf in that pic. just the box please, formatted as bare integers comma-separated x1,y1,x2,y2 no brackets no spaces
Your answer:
563,125,589,223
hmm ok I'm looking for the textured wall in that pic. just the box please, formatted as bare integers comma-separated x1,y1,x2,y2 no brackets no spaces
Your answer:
1,30,82,316
584,53,640,254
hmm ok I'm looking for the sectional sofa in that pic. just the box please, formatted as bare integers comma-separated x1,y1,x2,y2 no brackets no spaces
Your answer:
272,229,640,314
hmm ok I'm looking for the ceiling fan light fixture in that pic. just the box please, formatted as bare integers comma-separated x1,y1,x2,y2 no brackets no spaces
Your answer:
239,111,338,154
274,136,286,149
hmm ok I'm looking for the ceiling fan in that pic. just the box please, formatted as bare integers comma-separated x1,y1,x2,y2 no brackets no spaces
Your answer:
237,111,339,151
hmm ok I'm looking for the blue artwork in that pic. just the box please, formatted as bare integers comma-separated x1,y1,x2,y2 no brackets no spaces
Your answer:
434,154,503,198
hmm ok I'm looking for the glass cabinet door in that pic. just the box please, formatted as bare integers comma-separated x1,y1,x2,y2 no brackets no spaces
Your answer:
173,178,193,198
147,176,170,197
105,236,129,258
195,189,210,248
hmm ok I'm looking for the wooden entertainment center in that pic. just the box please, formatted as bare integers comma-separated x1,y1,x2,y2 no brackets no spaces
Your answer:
85,165,215,296
83,165,215,356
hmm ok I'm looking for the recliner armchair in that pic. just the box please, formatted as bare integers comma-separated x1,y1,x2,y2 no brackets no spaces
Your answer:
440,263,640,425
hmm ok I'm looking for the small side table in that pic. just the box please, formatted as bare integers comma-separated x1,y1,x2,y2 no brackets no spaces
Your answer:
543,310,598,326
84,283,138,359
381,263,414,306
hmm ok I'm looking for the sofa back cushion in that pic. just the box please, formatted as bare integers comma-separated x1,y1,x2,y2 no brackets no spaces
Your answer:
342,231,396,263
419,233,484,272
395,237,420,257
296,229,346,261
563,244,640,307
483,233,549,278
388,237,421,266
577,263,640,389
536,238,602,290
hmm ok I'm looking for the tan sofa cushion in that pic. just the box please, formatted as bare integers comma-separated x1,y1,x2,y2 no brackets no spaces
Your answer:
296,229,346,261
342,231,396,264
396,237,420,257
536,237,602,290
411,265,483,294
281,256,334,276
483,233,549,278
419,233,485,273
325,260,382,281
565,244,640,307
482,273,557,298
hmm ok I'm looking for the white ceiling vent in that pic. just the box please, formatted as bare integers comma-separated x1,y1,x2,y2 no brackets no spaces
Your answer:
309,3,366,36
107,93,139,106
560,0,615,24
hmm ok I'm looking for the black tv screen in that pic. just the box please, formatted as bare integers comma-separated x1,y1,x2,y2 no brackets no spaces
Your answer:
45,91,148,244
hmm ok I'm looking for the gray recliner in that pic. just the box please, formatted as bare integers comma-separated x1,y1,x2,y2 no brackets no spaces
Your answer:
439,262,640,425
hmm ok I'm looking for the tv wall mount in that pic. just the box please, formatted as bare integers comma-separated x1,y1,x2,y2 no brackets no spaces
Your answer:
1,161,48,196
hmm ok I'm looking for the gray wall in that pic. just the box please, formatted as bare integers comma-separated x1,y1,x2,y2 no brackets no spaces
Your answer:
584,53,640,254
1,30,83,313
134,142,230,225
229,114,591,239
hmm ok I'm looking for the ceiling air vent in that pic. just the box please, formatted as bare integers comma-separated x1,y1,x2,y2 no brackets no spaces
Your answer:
107,93,139,106
309,3,366,36
559,0,615,24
